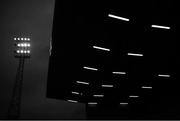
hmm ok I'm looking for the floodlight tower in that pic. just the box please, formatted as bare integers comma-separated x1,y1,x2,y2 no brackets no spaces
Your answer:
7,37,31,119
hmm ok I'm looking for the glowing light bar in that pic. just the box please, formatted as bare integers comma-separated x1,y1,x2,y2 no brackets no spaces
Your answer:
158,74,170,78
83,66,98,71
112,72,126,75
129,95,139,98
16,43,31,47
102,85,113,88
93,95,104,97
76,81,89,85
88,102,98,105
127,53,143,56
16,50,30,54
151,25,170,29
108,14,130,21
120,103,128,105
71,92,80,95
14,38,31,41
67,100,78,103
93,46,110,51
142,86,152,89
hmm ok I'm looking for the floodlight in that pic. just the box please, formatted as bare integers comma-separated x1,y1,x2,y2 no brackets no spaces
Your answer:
10,36,31,119
27,50,30,54
93,95,104,97
67,100,78,103
24,43,27,47
88,102,98,105
93,46,110,51
108,14,130,21
142,86,152,89
83,66,98,71
76,81,89,85
129,95,139,98
158,74,170,78
127,53,143,56
120,103,128,105
151,25,170,29
101,85,114,88
71,91,80,95
112,72,126,75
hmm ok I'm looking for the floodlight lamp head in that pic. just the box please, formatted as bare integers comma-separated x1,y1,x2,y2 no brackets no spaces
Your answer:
14,37,31,58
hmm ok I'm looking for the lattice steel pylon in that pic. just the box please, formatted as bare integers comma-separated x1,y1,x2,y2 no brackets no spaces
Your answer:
8,57,25,119
7,37,31,119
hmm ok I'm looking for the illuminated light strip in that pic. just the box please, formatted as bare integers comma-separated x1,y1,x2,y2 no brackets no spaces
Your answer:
142,86,152,89
83,66,98,71
93,46,110,51
76,81,89,85
108,14,130,21
14,37,31,41
151,25,170,29
129,95,139,98
67,100,78,103
16,50,30,54
88,102,98,105
102,85,114,88
17,43,30,47
93,95,104,97
112,72,126,74
71,92,80,95
120,103,128,105
158,74,170,77
127,53,143,56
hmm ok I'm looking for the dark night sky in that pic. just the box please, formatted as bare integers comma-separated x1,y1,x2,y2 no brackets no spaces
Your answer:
0,0,86,119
